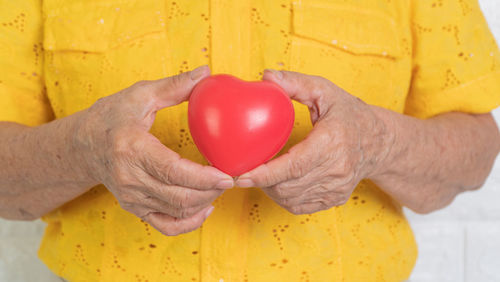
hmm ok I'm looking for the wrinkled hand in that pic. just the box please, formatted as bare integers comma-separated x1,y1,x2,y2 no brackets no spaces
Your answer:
236,70,392,215
74,66,234,235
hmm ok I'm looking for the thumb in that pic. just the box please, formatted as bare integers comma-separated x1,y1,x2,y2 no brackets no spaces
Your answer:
150,65,211,110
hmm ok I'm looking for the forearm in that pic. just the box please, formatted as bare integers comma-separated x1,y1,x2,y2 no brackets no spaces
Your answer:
370,109,500,213
0,113,97,220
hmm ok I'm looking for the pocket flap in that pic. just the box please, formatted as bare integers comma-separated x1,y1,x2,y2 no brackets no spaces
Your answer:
292,0,402,58
43,1,165,52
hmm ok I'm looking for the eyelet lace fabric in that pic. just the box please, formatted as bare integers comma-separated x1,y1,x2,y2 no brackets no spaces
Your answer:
1,0,499,281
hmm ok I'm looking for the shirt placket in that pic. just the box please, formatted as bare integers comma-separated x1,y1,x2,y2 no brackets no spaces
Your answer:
200,0,252,281
209,0,252,79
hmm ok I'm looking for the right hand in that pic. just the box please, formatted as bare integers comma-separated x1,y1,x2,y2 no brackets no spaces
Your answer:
73,65,233,236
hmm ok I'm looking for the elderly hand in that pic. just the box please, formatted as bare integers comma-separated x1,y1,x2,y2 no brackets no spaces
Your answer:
75,66,234,235
236,70,392,215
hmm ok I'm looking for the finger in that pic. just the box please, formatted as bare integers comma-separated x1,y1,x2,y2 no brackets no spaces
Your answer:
262,69,335,109
144,180,224,210
281,189,347,208
141,65,211,110
152,185,224,209
133,166,225,207
262,165,334,199
262,184,314,203
141,139,234,190
145,206,214,236
264,190,308,208
265,169,352,200
124,184,219,219
136,192,195,218
286,202,330,215
137,197,213,219
308,195,348,207
263,182,331,206
236,127,329,188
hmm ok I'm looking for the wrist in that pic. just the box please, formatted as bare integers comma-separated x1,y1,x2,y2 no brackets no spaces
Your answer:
364,105,400,181
64,109,101,186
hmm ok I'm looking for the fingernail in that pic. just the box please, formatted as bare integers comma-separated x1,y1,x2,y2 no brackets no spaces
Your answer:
205,206,215,218
265,69,283,80
190,65,209,81
216,179,234,189
236,178,255,188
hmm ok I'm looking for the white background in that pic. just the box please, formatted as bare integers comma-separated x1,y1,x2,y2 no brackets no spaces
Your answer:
0,1,499,281
406,0,500,280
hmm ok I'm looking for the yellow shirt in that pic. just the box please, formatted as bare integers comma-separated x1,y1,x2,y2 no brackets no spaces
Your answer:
1,0,499,281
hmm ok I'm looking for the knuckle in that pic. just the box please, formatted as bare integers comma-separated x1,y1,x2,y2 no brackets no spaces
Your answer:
178,191,190,209
172,208,189,219
161,161,178,185
333,197,348,207
308,78,329,98
317,183,331,193
161,228,181,236
323,193,336,204
111,130,133,157
316,130,333,146
131,81,157,104
338,161,354,178
289,157,307,179
195,191,219,206
273,186,287,199
129,136,146,153
177,206,200,220
322,175,337,186
91,96,114,113
168,73,187,90
336,186,349,195
336,183,355,195
119,191,136,204
171,222,200,236
132,80,151,89
258,165,277,187
278,197,290,207
288,205,304,215
318,200,330,211
278,183,304,198
131,80,157,104
118,197,136,211
113,171,133,187
177,206,200,219
320,195,335,209
332,193,349,206
274,182,288,192
172,189,192,209
337,197,349,206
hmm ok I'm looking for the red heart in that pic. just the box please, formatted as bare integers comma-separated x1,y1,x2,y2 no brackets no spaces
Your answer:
188,74,295,177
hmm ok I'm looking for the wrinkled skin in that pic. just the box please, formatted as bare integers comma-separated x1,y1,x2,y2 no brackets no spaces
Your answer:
75,66,234,235
3,66,496,234
236,70,391,215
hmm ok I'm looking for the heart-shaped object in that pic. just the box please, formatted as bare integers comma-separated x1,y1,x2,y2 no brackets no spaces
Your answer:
188,74,295,176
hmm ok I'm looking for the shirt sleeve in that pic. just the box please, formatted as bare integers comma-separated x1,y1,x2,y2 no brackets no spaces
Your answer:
0,0,54,126
404,0,500,119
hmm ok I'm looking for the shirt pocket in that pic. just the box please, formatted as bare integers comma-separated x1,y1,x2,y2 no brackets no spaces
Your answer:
43,1,166,53
289,0,410,110
42,1,168,117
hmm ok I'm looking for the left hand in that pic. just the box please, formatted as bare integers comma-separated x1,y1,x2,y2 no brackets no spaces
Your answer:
235,70,393,215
